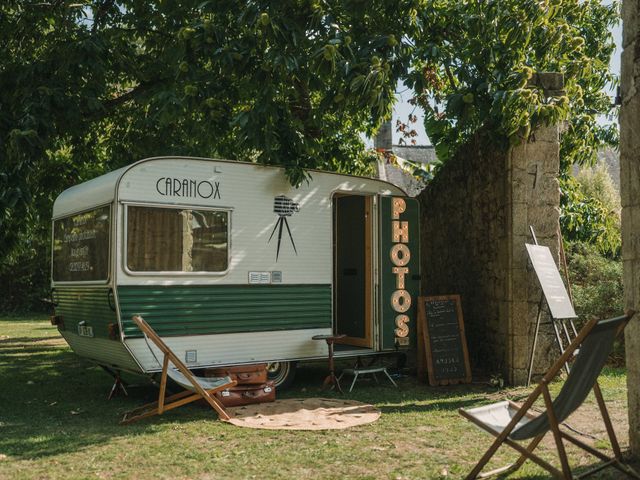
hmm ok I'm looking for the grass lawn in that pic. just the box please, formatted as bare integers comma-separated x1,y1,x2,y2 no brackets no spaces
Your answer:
0,314,637,479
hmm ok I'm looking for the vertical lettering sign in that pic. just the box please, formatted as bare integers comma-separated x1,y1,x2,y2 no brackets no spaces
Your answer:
380,196,419,350
52,206,111,282
390,198,412,346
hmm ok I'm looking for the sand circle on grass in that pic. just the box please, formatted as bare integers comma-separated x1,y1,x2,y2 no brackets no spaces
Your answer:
225,397,380,430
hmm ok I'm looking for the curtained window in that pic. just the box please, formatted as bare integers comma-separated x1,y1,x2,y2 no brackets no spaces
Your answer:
126,206,228,273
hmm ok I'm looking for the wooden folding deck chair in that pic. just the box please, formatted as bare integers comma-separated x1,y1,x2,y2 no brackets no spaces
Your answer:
459,310,639,479
121,315,237,424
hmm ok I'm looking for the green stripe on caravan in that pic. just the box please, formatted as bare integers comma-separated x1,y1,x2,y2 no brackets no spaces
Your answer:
118,284,332,337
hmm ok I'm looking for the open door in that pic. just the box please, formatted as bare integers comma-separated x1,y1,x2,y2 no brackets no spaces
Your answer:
379,196,420,351
333,194,373,348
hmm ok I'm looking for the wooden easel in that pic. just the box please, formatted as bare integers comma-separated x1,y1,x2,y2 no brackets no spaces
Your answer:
526,226,580,386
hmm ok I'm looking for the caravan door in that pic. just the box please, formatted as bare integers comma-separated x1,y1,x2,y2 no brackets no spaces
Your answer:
333,194,373,348
378,196,420,351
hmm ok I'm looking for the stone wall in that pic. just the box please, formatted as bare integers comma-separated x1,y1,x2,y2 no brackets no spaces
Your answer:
621,0,640,456
418,125,561,384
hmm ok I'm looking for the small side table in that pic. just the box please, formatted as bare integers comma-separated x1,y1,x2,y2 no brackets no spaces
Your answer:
312,334,346,393
338,365,398,392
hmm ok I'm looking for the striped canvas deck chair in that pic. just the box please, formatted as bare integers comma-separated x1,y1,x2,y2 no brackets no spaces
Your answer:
121,315,237,424
459,311,639,479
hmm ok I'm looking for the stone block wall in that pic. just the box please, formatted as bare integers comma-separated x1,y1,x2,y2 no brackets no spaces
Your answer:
418,125,561,385
507,126,562,384
621,0,640,456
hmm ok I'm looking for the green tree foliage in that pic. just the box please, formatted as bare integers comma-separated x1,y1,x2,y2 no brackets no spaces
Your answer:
405,0,618,165
576,161,621,215
560,162,621,257
0,0,621,311
566,241,624,361
0,0,419,309
404,0,619,258
0,0,419,234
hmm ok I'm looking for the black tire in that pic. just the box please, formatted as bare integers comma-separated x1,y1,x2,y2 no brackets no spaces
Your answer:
266,361,297,389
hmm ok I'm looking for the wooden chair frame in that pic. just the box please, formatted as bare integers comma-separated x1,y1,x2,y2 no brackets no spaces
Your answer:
459,312,640,480
121,315,237,424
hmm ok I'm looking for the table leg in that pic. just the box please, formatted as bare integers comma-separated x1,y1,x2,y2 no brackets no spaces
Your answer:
328,340,343,393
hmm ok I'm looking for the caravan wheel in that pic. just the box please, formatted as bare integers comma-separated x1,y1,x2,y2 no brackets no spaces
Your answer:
267,361,297,389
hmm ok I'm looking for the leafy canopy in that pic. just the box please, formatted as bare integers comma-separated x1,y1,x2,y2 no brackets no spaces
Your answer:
0,0,621,309
402,0,619,258
560,161,621,257
404,0,618,166
0,0,420,260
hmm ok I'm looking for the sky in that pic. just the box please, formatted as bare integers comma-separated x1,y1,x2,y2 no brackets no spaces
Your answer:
369,20,623,147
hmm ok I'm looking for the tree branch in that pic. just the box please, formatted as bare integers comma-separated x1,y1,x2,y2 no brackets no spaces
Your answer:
85,78,170,120
102,81,156,111
445,64,457,92
91,0,115,35
291,79,321,140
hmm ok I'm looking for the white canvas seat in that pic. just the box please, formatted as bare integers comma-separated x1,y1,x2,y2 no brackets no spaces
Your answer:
121,315,236,424
165,368,230,392
463,401,532,435
459,312,639,479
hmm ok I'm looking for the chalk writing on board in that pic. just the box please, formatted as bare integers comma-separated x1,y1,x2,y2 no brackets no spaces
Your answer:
419,295,471,385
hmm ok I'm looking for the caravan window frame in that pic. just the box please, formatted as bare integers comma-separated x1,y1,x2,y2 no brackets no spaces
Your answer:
122,202,232,277
50,203,112,285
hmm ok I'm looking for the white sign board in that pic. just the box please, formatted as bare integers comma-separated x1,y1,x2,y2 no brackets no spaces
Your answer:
526,244,577,319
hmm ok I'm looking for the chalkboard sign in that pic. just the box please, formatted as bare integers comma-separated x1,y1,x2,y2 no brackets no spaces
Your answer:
418,295,471,386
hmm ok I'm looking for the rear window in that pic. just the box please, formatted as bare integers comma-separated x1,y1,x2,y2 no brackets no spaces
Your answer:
126,205,229,273
52,205,111,282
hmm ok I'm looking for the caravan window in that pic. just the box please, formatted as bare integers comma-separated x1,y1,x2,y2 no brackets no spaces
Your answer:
126,206,229,273
52,205,111,282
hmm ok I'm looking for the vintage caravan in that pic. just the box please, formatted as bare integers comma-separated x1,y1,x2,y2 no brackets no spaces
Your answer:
50,157,420,387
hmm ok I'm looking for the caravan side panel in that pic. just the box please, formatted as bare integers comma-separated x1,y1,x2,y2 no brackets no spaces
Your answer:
54,287,116,339
118,284,331,337
115,158,400,287
116,160,336,286
61,332,141,372
113,158,404,370
54,286,140,371
124,328,330,371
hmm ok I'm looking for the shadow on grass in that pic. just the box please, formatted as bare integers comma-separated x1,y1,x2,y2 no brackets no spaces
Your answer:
574,458,640,479
0,346,72,357
377,397,481,415
0,343,387,460
0,316,49,323
8,333,630,477
282,364,491,415
0,336,64,345
0,339,171,460
489,457,640,480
